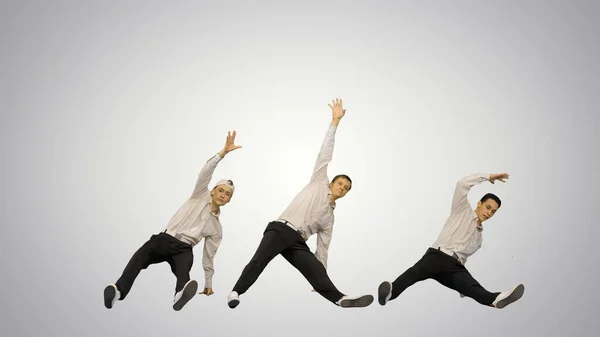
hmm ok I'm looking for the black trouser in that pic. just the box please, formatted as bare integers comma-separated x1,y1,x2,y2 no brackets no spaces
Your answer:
115,232,194,300
390,248,500,305
232,221,345,304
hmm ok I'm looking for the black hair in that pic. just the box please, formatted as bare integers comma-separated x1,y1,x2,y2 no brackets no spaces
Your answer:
480,193,501,208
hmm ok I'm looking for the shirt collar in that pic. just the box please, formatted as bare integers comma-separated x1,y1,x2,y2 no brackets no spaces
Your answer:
206,201,221,217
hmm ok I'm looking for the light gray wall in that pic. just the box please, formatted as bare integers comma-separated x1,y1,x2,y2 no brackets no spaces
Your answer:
1,1,598,336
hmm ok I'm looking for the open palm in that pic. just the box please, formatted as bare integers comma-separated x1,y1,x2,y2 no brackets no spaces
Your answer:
328,98,346,120
223,130,242,154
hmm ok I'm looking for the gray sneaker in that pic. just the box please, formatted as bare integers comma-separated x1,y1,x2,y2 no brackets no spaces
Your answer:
492,284,525,309
338,294,374,308
378,281,392,306
173,280,198,311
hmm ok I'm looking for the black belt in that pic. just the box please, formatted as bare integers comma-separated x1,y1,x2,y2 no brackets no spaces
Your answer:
434,247,461,263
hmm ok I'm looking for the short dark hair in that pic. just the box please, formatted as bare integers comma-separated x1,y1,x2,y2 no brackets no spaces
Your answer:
331,174,352,190
480,193,501,208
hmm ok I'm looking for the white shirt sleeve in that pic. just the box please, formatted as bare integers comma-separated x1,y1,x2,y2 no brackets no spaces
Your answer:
450,173,490,214
202,233,222,289
191,154,223,199
310,126,337,184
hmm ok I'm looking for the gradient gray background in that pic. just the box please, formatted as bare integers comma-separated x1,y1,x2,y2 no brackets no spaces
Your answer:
1,1,598,336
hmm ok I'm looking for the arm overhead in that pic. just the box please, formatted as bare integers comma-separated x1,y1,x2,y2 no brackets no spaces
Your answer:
310,98,346,184
450,173,509,213
191,130,242,198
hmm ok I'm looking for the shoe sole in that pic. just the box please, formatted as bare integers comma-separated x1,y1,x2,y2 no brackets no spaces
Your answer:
378,281,392,306
104,285,117,309
496,284,525,309
173,280,198,311
340,295,374,308
228,299,240,309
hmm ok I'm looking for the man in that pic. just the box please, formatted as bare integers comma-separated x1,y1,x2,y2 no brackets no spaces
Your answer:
378,173,525,309
227,98,373,309
104,130,242,311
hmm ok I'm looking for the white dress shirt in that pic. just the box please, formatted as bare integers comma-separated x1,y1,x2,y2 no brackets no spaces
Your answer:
163,153,224,288
432,173,490,265
278,125,338,270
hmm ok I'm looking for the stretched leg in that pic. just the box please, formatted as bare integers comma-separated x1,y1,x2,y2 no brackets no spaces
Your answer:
379,248,446,306
434,263,500,306
281,242,345,304
389,265,430,300
105,234,169,309
390,253,440,299
114,234,168,299
231,225,294,295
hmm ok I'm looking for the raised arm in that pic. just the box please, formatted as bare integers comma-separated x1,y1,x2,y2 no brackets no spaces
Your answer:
191,130,242,198
450,172,509,213
310,98,346,184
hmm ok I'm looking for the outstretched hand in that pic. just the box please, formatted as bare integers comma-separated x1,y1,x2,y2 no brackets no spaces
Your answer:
220,130,242,157
328,98,346,120
489,173,509,184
